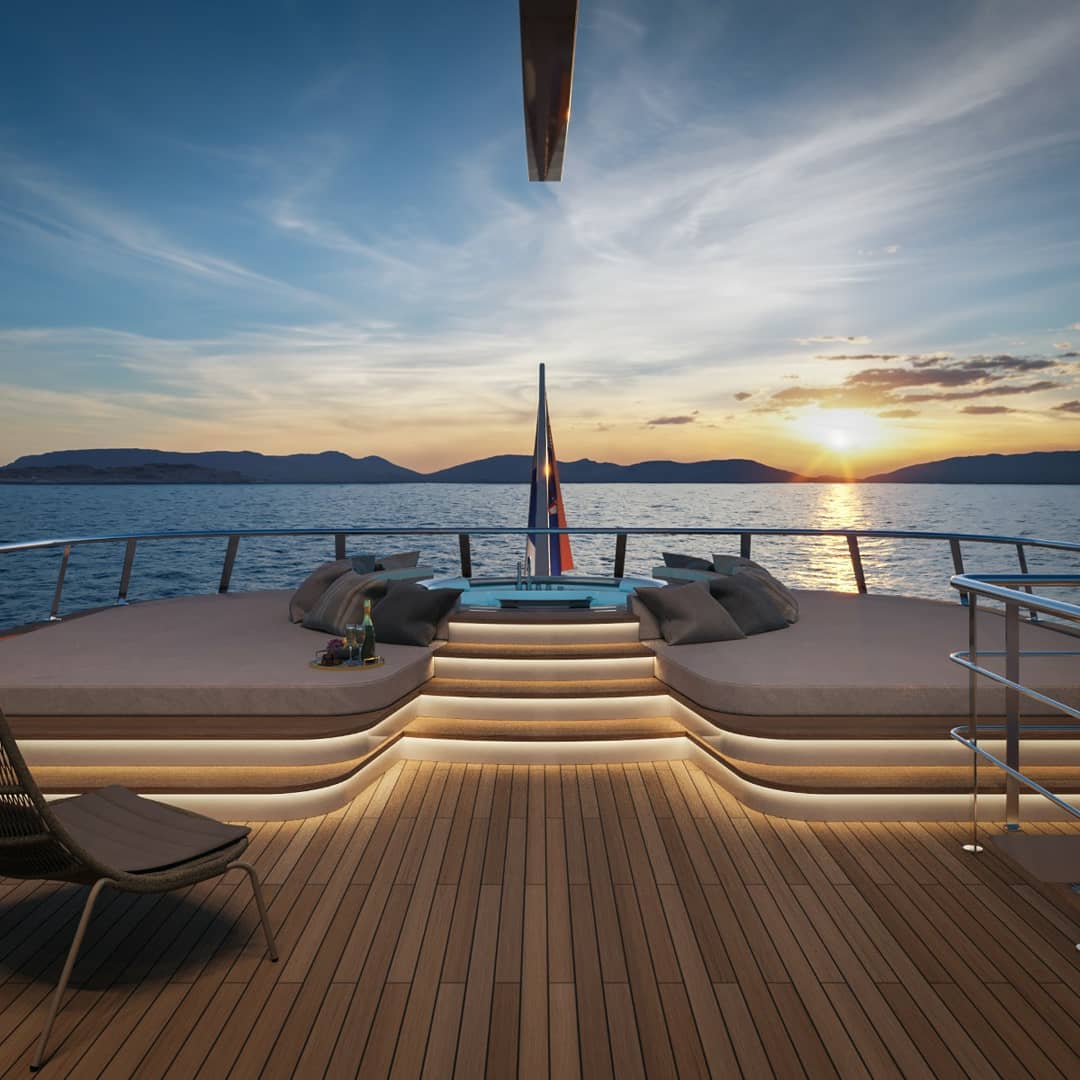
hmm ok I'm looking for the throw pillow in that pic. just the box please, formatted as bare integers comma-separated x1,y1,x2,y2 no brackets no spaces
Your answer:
372,581,463,646
289,558,355,623
706,573,788,635
301,571,389,635
633,581,745,646
662,551,715,571
629,594,663,640
351,553,377,574
711,554,799,624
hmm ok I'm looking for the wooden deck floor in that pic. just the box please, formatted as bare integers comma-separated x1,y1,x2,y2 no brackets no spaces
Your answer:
2,761,1079,1077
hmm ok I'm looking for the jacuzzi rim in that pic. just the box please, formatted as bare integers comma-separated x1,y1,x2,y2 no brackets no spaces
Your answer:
423,573,665,610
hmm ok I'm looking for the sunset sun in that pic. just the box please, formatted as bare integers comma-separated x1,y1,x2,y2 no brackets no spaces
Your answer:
801,409,885,454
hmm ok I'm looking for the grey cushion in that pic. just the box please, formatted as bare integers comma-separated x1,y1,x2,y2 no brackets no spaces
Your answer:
629,595,662,640
712,554,799,624
373,581,463,646
351,553,377,574
706,573,788,636
301,571,388,635
377,550,421,571
634,582,745,646
289,559,355,623
663,551,714,571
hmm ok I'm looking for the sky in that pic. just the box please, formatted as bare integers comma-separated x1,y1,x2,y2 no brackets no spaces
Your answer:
1,0,1079,479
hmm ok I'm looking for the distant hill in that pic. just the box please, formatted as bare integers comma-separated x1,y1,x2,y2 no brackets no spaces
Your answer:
866,451,1080,484
426,455,814,483
5,448,422,483
3,447,1076,484
0,463,247,484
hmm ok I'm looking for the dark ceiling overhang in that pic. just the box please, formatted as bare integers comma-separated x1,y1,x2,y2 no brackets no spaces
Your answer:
520,0,578,181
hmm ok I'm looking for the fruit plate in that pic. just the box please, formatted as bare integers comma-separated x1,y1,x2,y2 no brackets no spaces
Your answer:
308,656,385,671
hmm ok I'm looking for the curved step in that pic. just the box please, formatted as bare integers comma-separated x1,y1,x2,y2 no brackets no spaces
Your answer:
433,655,655,682
405,715,685,741
447,619,641,647
436,640,653,660
425,676,667,698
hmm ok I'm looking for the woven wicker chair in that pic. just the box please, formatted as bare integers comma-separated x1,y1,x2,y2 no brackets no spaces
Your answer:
0,709,277,1070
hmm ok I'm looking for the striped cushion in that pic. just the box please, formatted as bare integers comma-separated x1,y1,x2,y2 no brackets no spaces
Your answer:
288,559,355,623
301,571,388,635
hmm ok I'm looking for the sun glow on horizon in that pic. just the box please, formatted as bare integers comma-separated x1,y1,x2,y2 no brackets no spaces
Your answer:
801,410,886,454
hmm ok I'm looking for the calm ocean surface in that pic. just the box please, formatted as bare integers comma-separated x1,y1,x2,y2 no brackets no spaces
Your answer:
1,483,1078,629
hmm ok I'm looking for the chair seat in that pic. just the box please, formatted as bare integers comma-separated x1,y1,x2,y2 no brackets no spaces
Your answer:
51,786,249,874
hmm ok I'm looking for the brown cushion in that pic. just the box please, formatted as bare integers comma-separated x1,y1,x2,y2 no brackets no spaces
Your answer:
706,573,788,635
301,571,388,635
663,551,714,571
51,786,248,873
634,581,745,645
712,554,799,624
377,550,420,570
372,581,463,646
289,559,355,623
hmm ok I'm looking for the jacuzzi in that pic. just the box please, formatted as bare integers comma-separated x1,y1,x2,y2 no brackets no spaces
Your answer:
423,574,664,610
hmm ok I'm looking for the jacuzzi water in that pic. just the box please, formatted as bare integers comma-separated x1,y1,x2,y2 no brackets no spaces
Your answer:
424,575,663,609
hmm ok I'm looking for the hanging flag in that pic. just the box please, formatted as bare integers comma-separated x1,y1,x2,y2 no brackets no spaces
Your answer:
526,363,574,575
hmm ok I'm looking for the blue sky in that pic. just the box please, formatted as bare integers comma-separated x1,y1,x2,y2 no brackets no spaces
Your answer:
1,0,1078,475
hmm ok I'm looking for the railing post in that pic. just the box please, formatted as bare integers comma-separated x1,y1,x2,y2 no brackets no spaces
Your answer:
613,532,627,579
963,594,983,852
116,539,137,604
1005,600,1021,830
219,535,240,594
1015,544,1038,622
846,534,867,594
740,533,752,559
50,544,72,621
950,539,967,605
458,533,473,578
335,533,346,560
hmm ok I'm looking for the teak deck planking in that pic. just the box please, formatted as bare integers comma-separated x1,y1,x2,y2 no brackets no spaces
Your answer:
0,761,1078,1077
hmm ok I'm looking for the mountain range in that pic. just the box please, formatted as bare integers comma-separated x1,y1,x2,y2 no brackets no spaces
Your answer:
2,448,1077,484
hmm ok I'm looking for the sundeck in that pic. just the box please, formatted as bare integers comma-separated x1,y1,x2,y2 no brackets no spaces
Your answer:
1,521,1079,1074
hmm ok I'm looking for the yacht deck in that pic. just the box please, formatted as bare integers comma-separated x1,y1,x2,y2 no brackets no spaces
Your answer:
1,760,1078,1076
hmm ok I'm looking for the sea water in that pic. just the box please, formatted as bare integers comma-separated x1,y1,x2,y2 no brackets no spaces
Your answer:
1,482,1078,628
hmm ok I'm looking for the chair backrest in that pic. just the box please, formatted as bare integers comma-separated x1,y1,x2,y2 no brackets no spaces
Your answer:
0,709,88,881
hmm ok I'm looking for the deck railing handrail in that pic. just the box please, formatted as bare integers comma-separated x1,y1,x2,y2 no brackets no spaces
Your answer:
947,574,1080,854
1,525,1079,626
4,525,1080,555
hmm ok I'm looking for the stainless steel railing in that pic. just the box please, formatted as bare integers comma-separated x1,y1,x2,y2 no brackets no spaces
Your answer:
1,525,1079,626
947,574,1080,840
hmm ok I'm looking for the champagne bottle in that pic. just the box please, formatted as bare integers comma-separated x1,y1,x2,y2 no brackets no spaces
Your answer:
360,596,376,661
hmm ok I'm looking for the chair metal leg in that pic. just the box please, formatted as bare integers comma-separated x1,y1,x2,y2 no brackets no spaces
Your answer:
31,878,110,1072
229,861,278,961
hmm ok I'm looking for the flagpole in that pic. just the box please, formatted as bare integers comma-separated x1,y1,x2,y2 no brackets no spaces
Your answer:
528,363,552,576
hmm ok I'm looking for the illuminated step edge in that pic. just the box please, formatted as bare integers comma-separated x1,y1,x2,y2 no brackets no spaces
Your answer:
446,620,640,646
42,735,1080,823
21,693,1080,770
432,655,656,681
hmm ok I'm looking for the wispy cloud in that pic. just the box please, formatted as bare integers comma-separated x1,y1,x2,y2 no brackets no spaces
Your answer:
797,336,872,346
0,153,321,306
647,415,696,426
754,353,1072,412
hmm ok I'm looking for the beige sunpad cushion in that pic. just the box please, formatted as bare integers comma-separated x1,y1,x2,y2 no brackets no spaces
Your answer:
651,589,1080,716
0,590,436,717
